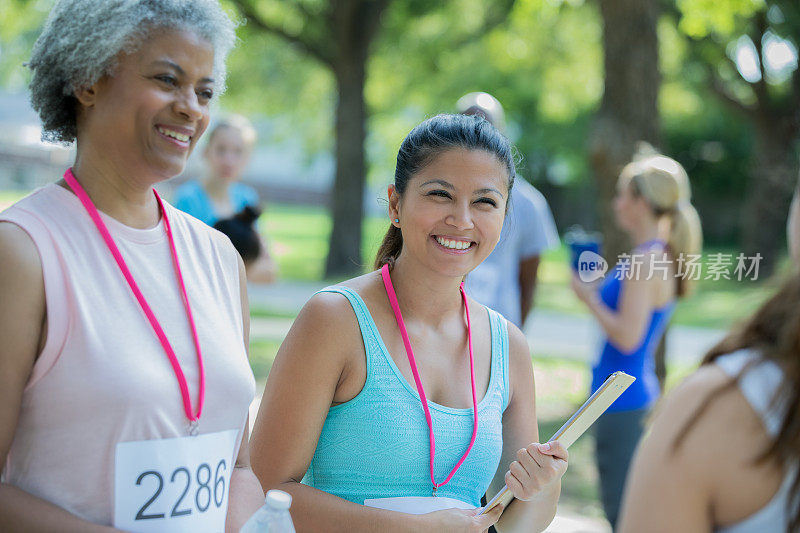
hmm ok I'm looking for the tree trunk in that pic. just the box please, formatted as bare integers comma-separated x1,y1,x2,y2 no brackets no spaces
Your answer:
590,0,668,385
325,54,368,278
742,115,799,277
324,0,387,278
589,0,662,263
233,0,389,278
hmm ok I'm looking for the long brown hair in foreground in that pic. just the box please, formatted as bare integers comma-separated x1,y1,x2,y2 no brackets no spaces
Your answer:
674,271,800,530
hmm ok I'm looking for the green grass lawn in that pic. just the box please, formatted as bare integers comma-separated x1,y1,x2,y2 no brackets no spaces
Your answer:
260,204,387,282
261,203,778,331
531,357,601,512
249,339,282,380
0,190,27,208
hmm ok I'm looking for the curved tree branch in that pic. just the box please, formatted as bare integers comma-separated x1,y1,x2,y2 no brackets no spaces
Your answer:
751,10,771,112
446,0,518,49
705,61,758,117
682,29,757,119
791,58,800,115
360,0,392,48
232,0,335,67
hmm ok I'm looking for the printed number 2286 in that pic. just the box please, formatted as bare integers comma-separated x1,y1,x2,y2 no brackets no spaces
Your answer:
135,460,227,520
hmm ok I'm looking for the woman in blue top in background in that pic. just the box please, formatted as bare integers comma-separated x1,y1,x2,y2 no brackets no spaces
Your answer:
174,114,277,283
571,151,702,529
250,114,568,532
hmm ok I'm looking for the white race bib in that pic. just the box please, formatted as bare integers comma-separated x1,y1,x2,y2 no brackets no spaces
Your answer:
114,429,239,533
363,496,474,515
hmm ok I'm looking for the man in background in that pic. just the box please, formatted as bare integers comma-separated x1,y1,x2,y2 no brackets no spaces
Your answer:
458,92,560,327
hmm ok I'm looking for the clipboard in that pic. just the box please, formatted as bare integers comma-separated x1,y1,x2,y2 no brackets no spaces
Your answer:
479,371,635,515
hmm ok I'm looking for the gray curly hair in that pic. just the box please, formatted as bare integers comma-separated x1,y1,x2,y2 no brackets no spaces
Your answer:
28,0,237,144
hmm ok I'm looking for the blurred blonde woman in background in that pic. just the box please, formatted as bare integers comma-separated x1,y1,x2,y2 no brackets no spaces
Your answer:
175,115,277,283
619,183,800,532
571,151,702,528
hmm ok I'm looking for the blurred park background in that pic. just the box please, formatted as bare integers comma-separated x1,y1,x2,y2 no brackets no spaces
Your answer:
1,0,799,531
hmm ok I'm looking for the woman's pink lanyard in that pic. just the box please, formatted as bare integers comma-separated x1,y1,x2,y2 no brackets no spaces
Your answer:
64,168,205,435
380,263,478,496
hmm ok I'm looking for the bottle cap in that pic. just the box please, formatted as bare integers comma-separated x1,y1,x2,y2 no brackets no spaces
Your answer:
265,489,292,510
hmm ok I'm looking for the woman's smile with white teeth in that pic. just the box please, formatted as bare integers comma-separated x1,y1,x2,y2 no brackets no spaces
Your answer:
434,235,474,250
157,126,191,142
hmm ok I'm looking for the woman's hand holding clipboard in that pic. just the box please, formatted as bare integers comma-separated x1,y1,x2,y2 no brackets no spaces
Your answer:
479,371,636,515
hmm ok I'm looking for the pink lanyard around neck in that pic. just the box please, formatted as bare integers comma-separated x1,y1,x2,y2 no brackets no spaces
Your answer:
380,263,479,495
64,168,205,433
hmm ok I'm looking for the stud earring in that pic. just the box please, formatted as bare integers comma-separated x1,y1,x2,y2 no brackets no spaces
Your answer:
394,218,400,223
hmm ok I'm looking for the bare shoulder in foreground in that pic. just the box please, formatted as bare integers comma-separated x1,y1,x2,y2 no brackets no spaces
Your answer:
0,221,45,371
619,363,785,533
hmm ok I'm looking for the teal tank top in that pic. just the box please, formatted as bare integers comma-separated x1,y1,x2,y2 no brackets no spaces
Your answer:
301,286,511,507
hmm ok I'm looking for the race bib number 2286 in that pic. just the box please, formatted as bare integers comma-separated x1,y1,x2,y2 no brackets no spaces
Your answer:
114,430,238,533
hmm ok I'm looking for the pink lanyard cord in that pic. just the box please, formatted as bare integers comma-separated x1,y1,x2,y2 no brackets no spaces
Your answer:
64,168,205,423
380,264,479,492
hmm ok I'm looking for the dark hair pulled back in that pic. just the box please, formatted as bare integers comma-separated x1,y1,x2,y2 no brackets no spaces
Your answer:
213,205,262,265
374,113,517,270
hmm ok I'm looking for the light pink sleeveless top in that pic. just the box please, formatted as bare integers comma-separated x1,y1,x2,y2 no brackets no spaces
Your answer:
0,183,256,525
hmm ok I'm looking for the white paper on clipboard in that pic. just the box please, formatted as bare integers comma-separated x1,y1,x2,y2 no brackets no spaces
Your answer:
363,496,473,514
480,371,636,515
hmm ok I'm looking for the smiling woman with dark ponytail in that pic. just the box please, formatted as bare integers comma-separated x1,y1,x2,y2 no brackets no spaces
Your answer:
374,113,516,271
251,114,568,532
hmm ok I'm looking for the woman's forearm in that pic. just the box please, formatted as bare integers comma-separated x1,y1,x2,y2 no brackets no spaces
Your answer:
225,466,268,532
275,481,422,533
495,481,560,533
0,484,119,533
585,294,639,351
586,293,621,336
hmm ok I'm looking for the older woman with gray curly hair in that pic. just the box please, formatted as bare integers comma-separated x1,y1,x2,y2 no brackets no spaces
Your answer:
0,1,265,531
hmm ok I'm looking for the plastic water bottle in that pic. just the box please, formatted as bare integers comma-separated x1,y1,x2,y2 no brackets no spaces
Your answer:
239,490,296,533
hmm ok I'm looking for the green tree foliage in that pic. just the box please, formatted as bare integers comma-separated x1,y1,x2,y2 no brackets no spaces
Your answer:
657,15,754,245
3,0,791,271
675,0,799,274
222,19,335,154
678,0,765,38
219,0,605,232
369,0,603,211
0,0,50,90
228,0,396,277
226,0,522,276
